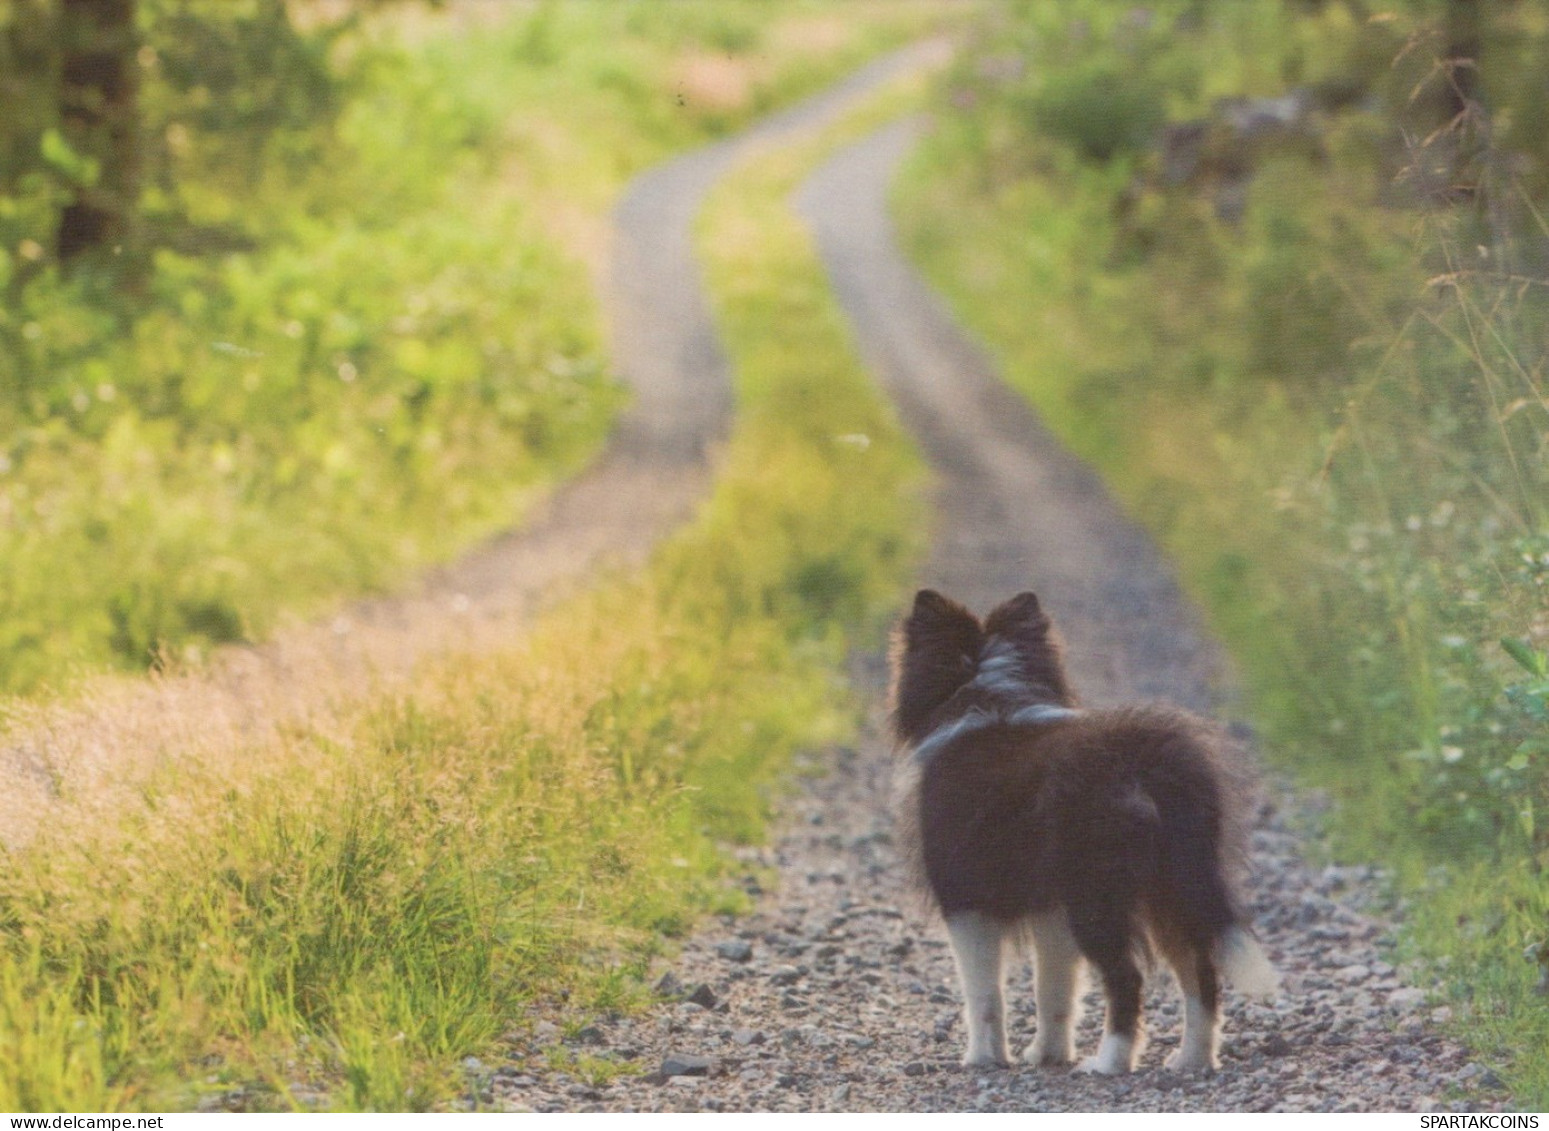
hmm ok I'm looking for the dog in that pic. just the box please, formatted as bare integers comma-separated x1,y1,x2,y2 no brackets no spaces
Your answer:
889,589,1277,1074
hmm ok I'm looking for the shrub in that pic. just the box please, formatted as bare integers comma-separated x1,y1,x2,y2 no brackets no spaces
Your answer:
1028,59,1166,163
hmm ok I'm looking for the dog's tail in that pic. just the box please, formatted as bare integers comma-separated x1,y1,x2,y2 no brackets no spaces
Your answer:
1215,925,1279,998
1148,751,1279,998
1164,830,1279,997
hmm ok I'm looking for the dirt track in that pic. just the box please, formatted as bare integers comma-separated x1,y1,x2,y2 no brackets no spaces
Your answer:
479,107,1506,1114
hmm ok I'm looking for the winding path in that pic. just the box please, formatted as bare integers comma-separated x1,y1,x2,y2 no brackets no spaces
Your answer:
799,120,1219,712
0,44,947,850
484,99,1503,1116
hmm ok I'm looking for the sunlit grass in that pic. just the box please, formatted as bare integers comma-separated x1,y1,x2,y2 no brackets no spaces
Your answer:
0,1,944,697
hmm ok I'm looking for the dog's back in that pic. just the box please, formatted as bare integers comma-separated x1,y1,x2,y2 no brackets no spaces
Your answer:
917,705,1245,948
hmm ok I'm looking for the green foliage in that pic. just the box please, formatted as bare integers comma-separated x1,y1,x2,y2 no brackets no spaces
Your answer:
621,0,765,55
0,177,617,686
1029,59,1166,164
38,129,98,187
1237,188,1391,385
143,0,339,140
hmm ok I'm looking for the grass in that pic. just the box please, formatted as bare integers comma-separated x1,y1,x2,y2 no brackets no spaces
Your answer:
0,57,934,1112
0,1,944,697
896,0,1549,1106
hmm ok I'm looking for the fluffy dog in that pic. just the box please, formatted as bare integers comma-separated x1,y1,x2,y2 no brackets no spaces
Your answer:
890,589,1277,1074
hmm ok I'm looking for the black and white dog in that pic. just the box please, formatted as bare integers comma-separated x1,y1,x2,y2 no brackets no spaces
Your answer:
890,589,1277,1073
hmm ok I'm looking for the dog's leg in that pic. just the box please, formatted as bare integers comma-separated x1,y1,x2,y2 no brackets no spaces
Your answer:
1068,910,1145,1075
1164,950,1221,1073
946,911,1010,1067
1079,985,1143,1075
1023,908,1082,1067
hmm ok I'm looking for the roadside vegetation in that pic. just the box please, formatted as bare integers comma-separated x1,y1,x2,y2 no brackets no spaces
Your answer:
0,44,933,1111
898,0,1549,1104
0,0,932,696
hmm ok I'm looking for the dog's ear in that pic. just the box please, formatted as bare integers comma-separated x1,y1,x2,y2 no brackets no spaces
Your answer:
905,589,979,641
983,590,1076,706
912,588,952,614
911,588,954,618
987,590,1044,626
891,590,982,744
985,590,1053,645
999,591,1042,618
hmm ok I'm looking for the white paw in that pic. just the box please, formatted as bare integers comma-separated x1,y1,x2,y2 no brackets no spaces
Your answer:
1074,1035,1135,1075
1163,1047,1218,1074
1074,1055,1127,1076
961,1049,1010,1069
1022,1033,1074,1067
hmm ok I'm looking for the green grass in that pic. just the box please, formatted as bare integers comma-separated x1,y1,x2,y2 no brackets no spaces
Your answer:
0,1,944,697
896,0,1549,1107
0,63,933,1111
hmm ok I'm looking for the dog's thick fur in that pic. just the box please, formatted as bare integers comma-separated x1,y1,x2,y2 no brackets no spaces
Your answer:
890,589,1277,1074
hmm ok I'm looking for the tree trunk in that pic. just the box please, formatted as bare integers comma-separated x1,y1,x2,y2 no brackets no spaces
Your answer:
56,0,139,265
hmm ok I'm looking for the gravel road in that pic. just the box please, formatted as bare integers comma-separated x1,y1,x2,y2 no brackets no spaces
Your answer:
473,109,1512,1115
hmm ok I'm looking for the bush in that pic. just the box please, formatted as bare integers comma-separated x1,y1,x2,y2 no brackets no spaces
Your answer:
1028,60,1166,163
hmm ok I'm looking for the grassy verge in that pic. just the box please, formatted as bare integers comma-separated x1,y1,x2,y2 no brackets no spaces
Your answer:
0,68,931,1111
0,1,942,697
896,2,1548,1106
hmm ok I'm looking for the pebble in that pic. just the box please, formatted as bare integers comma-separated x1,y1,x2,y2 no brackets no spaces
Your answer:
1260,1035,1294,1058
718,940,755,963
654,973,684,999
659,1054,714,1079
